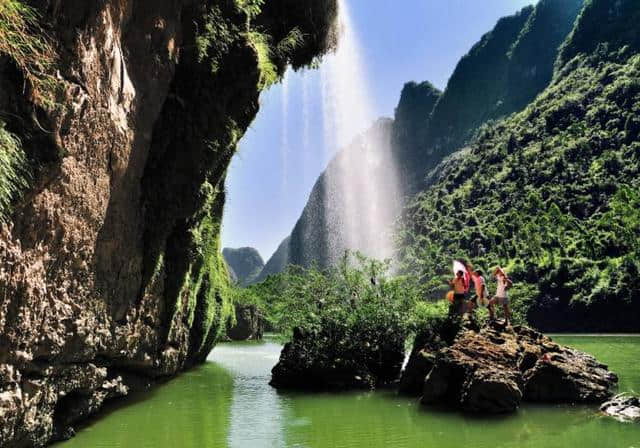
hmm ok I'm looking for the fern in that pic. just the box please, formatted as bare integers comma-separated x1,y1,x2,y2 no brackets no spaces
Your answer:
0,121,30,221
246,31,278,89
235,0,264,21
276,27,306,59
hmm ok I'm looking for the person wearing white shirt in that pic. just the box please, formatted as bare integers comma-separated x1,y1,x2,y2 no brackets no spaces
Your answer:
489,267,513,325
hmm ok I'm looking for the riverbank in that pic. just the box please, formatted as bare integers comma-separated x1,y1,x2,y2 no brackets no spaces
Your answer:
54,335,640,447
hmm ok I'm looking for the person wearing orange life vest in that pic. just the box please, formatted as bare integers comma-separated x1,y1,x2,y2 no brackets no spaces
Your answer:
489,267,513,325
449,270,467,315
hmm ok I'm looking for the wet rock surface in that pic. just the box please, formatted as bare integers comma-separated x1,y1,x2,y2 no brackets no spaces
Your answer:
601,394,640,422
227,305,264,341
402,321,618,413
270,325,405,391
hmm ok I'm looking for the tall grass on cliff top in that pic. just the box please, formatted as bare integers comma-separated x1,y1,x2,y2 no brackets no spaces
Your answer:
0,121,29,221
0,0,56,106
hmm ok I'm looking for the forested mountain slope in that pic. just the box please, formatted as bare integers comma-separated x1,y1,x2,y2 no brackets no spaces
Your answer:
400,0,640,332
259,0,584,277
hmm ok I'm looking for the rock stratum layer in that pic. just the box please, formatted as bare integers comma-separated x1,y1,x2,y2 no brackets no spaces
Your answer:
0,0,336,446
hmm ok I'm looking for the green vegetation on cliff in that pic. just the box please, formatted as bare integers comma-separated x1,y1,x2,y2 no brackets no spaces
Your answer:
141,0,338,364
0,0,56,106
409,0,584,188
0,1,57,221
500,0,585,115
0,121,29,221
425,5,534,157
557,0,640,69
400,44,640,331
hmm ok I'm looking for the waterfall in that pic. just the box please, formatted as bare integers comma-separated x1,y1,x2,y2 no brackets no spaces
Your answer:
317,0,402,264
302,69,311,183
281,69,290,192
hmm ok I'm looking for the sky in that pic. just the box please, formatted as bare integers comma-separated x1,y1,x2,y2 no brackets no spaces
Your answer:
222,0,536,261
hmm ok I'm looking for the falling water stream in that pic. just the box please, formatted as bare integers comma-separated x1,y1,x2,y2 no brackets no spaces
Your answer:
280,69,290,193
317,0,402,263
302,70,311,184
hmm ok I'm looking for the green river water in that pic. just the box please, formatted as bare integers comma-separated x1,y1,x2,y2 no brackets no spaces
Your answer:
58,335,640,448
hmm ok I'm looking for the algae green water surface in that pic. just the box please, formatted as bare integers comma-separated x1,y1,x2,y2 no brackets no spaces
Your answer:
59,336,640,448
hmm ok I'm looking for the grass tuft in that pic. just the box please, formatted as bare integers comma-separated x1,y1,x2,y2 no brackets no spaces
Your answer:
246,31,279,89
0,120,29,221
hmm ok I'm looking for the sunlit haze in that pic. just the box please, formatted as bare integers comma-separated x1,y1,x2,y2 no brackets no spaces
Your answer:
222,0,536,260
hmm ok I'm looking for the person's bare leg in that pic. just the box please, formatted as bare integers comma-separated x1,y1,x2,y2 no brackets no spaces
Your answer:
503,304,511,326
488,298,496,321
467,300,475,314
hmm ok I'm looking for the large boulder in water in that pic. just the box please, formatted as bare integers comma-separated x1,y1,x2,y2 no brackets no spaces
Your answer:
227,305,264,341
398,317,460,395
270,323,405,390
403,321,618,413
523,343,616,403
600,394,640,422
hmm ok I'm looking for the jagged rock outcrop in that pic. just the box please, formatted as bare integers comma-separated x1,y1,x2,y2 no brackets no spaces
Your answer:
226,304,264,341
0,0,337,446
601,394,640,422
398,316,460,396
223,247,264,286
401,322,618,414
391,81,441,193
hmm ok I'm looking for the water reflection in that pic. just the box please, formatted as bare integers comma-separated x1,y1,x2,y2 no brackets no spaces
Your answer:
58,362,233,448
214,341,288,447
59,336,640,448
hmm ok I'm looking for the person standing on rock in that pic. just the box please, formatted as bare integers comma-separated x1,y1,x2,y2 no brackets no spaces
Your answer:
471,269,489,311
489,267,513,325
449,270,467,315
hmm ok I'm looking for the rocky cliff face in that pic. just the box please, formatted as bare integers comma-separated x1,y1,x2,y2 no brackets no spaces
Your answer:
0,0,336,446
413,0,584,190
260,118,396,273
255,235,290,283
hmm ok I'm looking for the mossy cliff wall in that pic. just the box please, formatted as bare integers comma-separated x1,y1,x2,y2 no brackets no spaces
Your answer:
0,0,336,446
